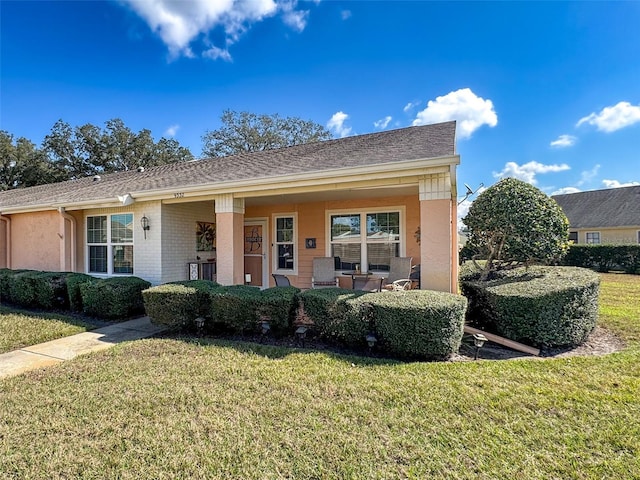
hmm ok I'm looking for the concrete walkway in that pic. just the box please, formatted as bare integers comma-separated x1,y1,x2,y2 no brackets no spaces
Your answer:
0,316,166,380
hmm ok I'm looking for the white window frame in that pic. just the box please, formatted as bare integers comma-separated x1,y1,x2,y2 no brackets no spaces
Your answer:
585,231,601,245
273,213,297,275
326,206,405,273
86,213,135,276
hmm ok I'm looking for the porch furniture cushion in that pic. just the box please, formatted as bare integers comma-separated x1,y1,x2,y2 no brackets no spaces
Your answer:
311,257,339,289
352,275,384,292
272,273,291,287
382,256,413,290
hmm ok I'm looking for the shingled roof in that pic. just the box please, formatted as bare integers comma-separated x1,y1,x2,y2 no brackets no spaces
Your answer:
0,121,456,211
552,185,640,229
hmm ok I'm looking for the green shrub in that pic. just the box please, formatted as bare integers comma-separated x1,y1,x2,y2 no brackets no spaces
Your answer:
8,270,40,307
562,244,640,274
0,269,30,303
80,276,151,320
461,266,600,347
257,286,301,335
298,288,365,341
360,291,467,359
32,271,69,310
209,285,262,333
143,280,220,330
66,273,95,312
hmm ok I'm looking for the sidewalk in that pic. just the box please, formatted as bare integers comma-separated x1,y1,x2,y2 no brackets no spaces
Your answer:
0,316,166,379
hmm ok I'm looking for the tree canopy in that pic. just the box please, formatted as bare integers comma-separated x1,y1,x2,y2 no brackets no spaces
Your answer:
1,119,193,190
201,110,332,158
462,177,570,280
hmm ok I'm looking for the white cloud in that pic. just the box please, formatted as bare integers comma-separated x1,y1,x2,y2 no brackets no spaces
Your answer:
412,88,497,139
164,124,180,137
121,0,312,59
551,187,582,196
577,101,640,132
493,161,570,185
602,179,640,189
577,164,600,186
341,10,352,20
327,111,352,138
550,134,577,148
403,101,420,113
373,116,392,129
280,0,309,31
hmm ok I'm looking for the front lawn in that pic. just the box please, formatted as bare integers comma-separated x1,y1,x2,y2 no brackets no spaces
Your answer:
0,306,94,354
0,273,639,479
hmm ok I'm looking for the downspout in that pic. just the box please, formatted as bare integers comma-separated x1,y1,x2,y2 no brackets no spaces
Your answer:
58,207,77,272
0,213,10,269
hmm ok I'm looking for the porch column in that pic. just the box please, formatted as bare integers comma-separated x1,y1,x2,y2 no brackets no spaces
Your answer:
215,194,245,285
419,174,458,293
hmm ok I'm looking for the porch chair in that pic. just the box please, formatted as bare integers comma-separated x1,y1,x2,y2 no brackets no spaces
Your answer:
311,257,339,289
272,273,291,287
352,275,384,293
382,256,414,291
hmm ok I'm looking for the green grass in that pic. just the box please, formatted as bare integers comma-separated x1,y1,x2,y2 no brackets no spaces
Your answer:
0,274,639,479
598,273,640,346
0,305,94,354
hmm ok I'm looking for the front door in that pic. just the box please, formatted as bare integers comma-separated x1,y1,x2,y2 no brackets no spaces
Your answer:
244,220,268,288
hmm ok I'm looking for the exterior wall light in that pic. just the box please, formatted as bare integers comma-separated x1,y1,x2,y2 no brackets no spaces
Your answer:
140,215,150,239
295,325,308,347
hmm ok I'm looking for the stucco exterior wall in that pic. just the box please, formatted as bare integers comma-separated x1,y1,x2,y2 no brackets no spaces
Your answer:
571,227,640,245
160,201,215,284
0,217,8,268
6,211,61,271
247,194,422,289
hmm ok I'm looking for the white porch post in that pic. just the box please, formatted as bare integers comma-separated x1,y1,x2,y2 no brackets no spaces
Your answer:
214,194,245,285
419,173,457,293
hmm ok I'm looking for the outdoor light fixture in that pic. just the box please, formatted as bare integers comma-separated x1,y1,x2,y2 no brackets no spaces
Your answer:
260,320,271,336
295,325,308,347
194,316,205,336
140,215,150,239
473,333,488,360
365,333,378,349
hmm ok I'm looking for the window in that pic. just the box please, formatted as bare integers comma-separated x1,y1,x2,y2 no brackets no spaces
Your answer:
87,214,134,275
586,232,600,245
274,215,296,272
568,231,578,243
637,231,640,244
330,210,402,272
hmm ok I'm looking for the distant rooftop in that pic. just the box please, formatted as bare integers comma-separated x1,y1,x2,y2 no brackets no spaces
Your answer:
553,185,640,229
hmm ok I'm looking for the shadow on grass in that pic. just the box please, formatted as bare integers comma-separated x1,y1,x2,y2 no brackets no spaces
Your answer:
0,304,106,330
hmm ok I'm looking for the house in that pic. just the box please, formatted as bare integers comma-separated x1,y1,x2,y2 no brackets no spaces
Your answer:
553,185,640,245
0,122,460,293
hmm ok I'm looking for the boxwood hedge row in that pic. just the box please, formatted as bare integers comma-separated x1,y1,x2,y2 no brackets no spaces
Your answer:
79,277,151,319
460,265,600,347
561,244,640,274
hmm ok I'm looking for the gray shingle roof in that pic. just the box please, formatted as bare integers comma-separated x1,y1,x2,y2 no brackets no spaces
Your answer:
0,122,456,211
552,185,640,229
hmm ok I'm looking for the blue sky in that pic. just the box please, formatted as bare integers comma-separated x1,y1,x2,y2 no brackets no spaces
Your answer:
1,0,639,218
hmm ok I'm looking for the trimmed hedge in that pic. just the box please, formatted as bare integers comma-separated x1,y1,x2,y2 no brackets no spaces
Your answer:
0,269,31,304
298,288,366,343
257,286,301,335
209,285,262,333
562,244,640,274
8,270,41,307
80,276,151,319
66,273,96,312
143,280,220,330
32,271,69,310
461,266,600,347
299,288,467,359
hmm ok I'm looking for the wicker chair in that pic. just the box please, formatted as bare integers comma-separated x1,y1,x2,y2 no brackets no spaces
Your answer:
272,274,291,287
311,257,339,289
383,257,413,291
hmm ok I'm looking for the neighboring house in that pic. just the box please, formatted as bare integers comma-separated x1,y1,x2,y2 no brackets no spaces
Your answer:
0,122,460,293
553,185,640,245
